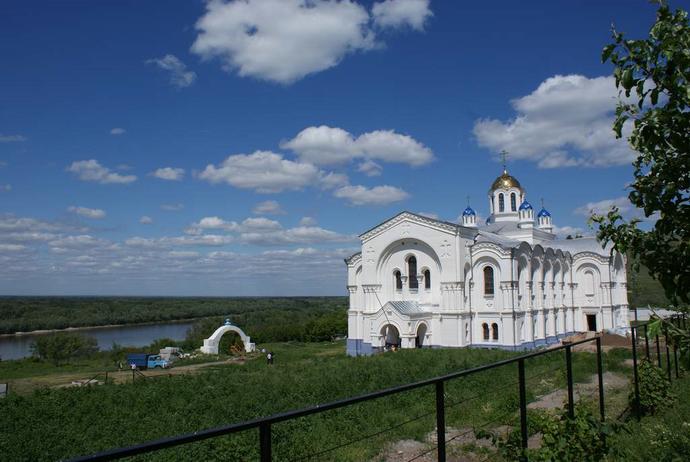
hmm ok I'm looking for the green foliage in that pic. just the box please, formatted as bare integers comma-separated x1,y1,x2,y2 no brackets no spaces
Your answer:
633,358,674,415
30,333,98,366
612,373,690,461
594,1,690,307
531,405,618,462
0,296,348,335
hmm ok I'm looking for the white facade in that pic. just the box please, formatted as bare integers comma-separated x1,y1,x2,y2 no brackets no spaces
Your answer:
345,168,629,356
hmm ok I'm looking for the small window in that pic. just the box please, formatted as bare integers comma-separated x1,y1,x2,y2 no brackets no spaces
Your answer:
483,266,494,296
394,270,402,290
408,256,418,289
423,269,431,290
584,271,595,295
482,323,489,340
498,193,505,212
510,193,516,211
492,323,499,341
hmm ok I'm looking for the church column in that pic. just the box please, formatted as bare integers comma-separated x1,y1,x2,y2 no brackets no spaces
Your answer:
441,282,464,312
600,282,613,329
568,282,578,331
362,284,382,312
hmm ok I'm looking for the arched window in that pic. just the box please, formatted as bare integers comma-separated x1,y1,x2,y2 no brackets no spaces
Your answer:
482,323,489,340
423,269,431,289
510,193,516,211
408,256,418,290
394,270,402,291
584,271,595,295
498,193,505,212
483,266,494,295
491,323,499,340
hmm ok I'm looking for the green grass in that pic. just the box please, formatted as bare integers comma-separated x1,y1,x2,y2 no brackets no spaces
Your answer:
0,341,628,462
610,372,690,461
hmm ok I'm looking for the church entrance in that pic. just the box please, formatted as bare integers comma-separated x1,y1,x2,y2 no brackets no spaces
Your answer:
586,314,597,332
416,324,427,348
381,325,400,350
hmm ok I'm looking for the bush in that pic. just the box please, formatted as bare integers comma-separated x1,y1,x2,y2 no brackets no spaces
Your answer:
30,333,99,365
632,358,674,416
531,405,618,462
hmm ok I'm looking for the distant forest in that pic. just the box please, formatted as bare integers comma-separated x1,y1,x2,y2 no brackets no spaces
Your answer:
0,297,347,336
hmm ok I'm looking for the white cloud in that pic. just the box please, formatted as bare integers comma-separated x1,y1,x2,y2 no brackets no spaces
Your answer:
318,171,349,190
239,226,354,245
334,184,409,206
110,128,126,135
574,196,633,217
191,0,376,84
151,167,185,181
146,54,197,88
0,244,26,252
0,134,26,142
67,159,137,184
139,216,153,224
552,225,585,238
282,125,433,166
198,151,322,193
372,0,432,31
357,160,382,177
49,235,108,249
252,200,285,215
299,216,317,226
67,206,106,219
161,203,184,211
474,75,635,168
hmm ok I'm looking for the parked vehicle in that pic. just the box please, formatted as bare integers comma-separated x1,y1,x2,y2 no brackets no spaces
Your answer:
126,353,170,370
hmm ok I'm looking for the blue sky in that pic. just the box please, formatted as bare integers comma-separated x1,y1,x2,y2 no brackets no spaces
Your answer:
0,0,681,295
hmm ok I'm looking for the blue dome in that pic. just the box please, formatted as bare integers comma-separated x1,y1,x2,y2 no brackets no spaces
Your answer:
462,206,476,217
518,200,533,211
537,208,551,218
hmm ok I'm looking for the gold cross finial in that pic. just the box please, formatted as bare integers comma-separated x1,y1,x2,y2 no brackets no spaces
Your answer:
500,150,508,172
466,195,471,207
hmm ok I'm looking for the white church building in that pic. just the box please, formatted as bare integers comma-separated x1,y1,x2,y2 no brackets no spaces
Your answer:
344,167,629,356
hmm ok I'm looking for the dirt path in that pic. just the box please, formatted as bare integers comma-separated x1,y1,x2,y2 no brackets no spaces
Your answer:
9,357,251,393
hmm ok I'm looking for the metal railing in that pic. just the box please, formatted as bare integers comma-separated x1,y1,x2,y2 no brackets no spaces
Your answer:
70,336,606,462
629,313,686,419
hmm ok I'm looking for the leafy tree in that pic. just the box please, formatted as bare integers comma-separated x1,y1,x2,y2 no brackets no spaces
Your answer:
593,1,689,307
30,333,99,365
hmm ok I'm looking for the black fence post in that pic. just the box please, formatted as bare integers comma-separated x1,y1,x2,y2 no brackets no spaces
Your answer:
643,324,650,359
596,336,605,422
565,345,574,419
674,346,680,378
259,422,272,462
518,358,528,458
435,381,446,462
656,335,662,368
665,328,672,382
631,326,641,420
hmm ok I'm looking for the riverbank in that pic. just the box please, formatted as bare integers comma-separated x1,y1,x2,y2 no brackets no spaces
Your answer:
0,317,203,338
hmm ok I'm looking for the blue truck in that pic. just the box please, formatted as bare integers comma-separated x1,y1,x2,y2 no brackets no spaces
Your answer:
126,353,170,370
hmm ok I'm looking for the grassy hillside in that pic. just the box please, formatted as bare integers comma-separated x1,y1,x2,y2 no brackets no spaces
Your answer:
626,261,672,308
0,341,629,461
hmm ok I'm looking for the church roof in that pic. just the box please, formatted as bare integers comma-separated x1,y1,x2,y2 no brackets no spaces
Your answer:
518,200,533,211
537,208,551,218
490,169,522,191
383,300,429,319
462,206,476,216
549,236,613,254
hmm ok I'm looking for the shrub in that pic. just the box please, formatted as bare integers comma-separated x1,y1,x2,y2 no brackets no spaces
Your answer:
30,333,99,365
632,358,674,416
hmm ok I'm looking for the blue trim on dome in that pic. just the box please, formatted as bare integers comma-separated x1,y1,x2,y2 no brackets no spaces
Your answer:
537,208,551,217
518,200,533,211
462,206,476,217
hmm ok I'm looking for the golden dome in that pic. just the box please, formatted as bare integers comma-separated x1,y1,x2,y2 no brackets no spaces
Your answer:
490,169,522,191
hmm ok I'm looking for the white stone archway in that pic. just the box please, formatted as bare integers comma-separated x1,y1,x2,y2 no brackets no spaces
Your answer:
201,321,255,354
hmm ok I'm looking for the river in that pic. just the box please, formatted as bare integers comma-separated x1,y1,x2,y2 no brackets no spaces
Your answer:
0,321,196,360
